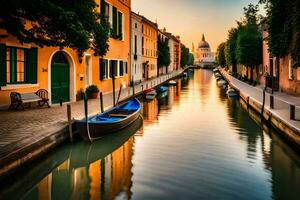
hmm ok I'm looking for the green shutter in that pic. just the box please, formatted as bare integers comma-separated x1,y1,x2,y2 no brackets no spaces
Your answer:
118,11,123,39
112,7,118,37
125,62,128,74
119,61,124,76
100,58,105,81
26,47,38,83
100,0,106,15
114,61,118,77
0,44,6,86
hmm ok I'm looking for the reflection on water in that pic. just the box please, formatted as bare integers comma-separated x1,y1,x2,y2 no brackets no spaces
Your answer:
1,70,300,200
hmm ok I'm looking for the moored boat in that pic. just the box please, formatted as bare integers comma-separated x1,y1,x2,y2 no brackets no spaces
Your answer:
226,87,238,97
76,98,141,142
217,79,227,86
168,80,177,86
156,86,168,93
144,88,157,100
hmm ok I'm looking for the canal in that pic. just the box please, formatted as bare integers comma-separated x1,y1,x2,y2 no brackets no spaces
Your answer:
1,70,300,200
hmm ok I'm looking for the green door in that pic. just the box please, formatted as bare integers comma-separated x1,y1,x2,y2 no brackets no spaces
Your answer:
51,63,70,104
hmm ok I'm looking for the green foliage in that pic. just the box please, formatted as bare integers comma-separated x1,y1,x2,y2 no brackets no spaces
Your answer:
225,28,239,69
86,84,99,95
216,42,226,67
0,0,110,57
158,35,171,68
180,45,190,67
187,53,194,65
236,25,262,67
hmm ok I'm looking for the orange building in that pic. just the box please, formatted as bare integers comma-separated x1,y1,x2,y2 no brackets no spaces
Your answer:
140,15,158,80
0,0,131,107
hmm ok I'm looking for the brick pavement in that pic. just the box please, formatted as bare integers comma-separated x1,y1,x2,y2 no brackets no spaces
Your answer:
0,70,182,168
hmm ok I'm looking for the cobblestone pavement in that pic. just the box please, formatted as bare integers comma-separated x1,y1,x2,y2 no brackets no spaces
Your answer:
0,71,182,155
221,69,300,131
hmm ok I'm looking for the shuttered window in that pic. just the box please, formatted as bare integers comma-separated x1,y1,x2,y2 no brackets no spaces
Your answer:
119,61,124,76
112,6,118,38
109,60,118,78
118,11,123,40
0,44,6,86
3,46,37,84
100,58,109,80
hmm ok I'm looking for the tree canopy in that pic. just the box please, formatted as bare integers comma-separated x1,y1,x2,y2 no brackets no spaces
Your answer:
0,0,110,57
216,42,226,67
181,45,190,68
158,35,171,68
225,27,239,72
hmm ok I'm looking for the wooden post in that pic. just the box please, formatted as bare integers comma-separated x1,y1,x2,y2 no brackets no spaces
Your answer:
112,63,116,106
116,85,122,105
290,105,296,120
261,90,266,122
100,92,104,113
270,95,274,109
67,104,73,143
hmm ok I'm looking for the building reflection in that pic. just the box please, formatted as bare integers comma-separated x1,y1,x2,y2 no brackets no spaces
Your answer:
142,99,159,124
35,137,134,200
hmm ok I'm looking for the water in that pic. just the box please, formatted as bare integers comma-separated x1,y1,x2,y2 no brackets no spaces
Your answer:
1,70,300,200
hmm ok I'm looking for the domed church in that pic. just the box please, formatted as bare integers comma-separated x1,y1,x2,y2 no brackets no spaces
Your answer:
195,34,215,68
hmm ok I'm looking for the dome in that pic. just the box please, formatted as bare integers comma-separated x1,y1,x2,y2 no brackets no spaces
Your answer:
198,41,210,49
198,34,210,49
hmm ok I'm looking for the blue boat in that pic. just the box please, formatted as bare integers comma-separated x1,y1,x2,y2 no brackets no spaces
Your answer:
76,98,141,142
156,86,168,93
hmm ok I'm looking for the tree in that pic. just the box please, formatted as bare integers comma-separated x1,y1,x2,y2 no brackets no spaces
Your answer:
216,42,226,67
225,27,239,73
181,45,190,68
158,35,171,72
188,53,194,65
235,4,262,82
0,0,110,58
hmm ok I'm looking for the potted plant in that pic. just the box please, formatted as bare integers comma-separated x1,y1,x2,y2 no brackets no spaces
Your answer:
86,85,99,99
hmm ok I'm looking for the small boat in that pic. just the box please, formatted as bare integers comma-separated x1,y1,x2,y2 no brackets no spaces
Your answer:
144,88,157,100
217,79,227,86
214,73,222,78
213,68,219,73
227,87,238,97
168,80,177,86
182,72,188,77
157,91,168,99
156,86,168,93
76,98,141,142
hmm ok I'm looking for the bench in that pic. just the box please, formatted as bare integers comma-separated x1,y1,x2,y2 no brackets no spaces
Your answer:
9,89,50,110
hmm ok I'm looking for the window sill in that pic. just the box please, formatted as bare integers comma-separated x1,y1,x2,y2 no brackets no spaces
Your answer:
1,84,39,91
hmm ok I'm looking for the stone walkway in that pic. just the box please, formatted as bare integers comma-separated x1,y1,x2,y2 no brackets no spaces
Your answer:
0,70,182,173
220,69,300,132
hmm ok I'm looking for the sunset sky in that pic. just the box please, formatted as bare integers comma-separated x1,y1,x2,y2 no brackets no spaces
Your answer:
132,0,264,52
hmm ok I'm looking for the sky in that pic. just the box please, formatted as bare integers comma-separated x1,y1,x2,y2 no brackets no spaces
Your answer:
132,0,264,52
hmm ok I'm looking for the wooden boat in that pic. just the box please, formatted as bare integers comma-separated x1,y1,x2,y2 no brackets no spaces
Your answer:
168,80,177,86
227,87,238,97
213,68,219,73
217,79,227,86
76,98,141,142
144,88,157,100
156,86,168,93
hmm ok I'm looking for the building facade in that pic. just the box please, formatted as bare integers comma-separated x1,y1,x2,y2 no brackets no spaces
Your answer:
0,0,131,107
162,31,181,72
260,20,300,95
131,12,143,84
141,16,158,80
157,29,170,76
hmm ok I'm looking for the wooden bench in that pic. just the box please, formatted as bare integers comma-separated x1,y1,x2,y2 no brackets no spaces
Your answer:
9,89,50,110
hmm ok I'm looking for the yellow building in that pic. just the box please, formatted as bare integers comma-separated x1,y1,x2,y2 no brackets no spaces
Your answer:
0,0,131,107
140,15,158,80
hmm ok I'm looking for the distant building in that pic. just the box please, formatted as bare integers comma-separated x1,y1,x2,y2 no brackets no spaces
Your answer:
141,16,158,80
162,30,181,72
131,12,143,84
195,34,215,68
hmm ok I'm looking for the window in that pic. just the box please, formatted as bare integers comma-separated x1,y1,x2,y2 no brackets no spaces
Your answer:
6,47,25,83
259,64,263,74
109,60,118,78
297,67,300,81
134,35,137,55
135,23,137,29
99,58,109,80
111,7,123,40
142,25,144,33
119,61,124,76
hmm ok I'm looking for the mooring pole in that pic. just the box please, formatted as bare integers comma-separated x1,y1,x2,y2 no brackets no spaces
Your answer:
116,85,122,105
132,75,135,97
100,92,104,113
67,104,73,143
